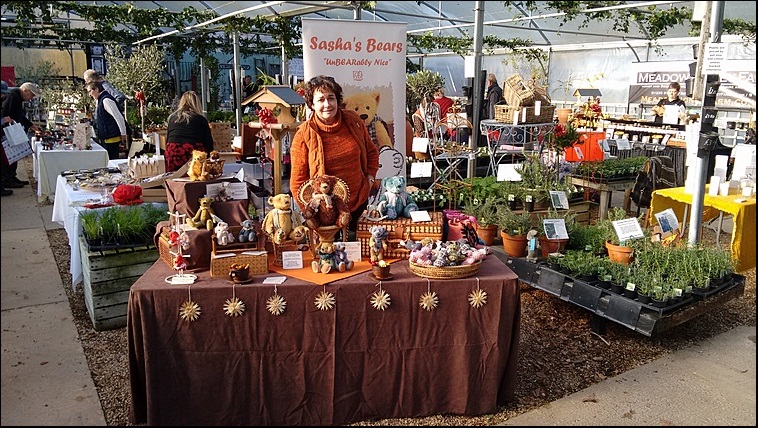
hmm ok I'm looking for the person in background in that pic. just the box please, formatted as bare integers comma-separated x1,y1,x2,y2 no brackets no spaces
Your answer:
87,81,127,160
242,75,256,99
652,82,686,124
2,82,42,192
290,75,380,234
433,87,454,119
165,91,214,172
485,73,504,120
1,80,13,196
83,69,126,110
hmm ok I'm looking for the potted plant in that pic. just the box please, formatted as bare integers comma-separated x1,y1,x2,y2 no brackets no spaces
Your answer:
598,207,640,265
462,198,501,246
535,208,576,257
494,204,532,257
80,210,103,248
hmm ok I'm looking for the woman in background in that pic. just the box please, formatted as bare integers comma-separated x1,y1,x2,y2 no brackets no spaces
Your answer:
165,91,214,172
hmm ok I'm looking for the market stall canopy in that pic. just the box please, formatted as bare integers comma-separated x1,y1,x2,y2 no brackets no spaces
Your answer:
2,1,754,52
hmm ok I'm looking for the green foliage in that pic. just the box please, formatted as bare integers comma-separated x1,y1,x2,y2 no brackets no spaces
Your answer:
14,60,61,85
105,43,167,107
462,198,502,228
405,70,445,116
573,156,647,180
494,205,533,236
80,210,102,240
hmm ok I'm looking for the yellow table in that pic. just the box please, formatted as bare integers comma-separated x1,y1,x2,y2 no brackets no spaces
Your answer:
650,186,756,272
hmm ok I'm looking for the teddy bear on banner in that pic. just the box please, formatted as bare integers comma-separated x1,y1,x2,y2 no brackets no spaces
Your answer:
342,91,394,151
376,176,419,220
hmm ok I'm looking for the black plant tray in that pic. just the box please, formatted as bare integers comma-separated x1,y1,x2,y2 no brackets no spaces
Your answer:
499,254,746,337
690,274,745,300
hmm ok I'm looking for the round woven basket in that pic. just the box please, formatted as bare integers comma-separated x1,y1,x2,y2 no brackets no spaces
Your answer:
409,261,481,279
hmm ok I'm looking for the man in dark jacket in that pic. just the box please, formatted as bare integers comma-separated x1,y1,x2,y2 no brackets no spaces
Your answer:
87,81,127,160
2,81,42,192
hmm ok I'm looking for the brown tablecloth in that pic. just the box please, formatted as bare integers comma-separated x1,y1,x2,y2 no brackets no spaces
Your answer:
128,256,521,425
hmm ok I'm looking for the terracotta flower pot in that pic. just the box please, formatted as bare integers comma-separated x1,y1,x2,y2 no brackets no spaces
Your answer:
538,237,568,258
605,240,634,265
500,231,528,257
476,224,498,246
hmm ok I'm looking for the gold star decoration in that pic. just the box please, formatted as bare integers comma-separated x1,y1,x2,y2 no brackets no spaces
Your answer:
468,288,488,308
179,300,201,322
266,293,287,316
314,290,336,311
223,297,246,317
419,291,439,311
370,289,391,311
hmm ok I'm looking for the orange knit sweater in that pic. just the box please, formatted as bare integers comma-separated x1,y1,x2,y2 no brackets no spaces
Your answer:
290,109,380,213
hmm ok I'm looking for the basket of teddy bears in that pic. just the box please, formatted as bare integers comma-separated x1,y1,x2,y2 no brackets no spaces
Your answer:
407,240,488,279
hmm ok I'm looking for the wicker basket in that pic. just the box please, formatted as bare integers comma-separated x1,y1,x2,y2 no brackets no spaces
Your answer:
210,252,268,278
502,74,536,107
494,104,555,124
408,261,481,279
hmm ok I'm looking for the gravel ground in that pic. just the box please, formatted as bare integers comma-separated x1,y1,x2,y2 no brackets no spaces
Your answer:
46,211,755,426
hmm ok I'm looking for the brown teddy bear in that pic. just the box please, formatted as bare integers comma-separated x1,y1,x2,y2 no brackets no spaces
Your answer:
311,241,338,274
186,196,216,230
188,150,209,181
303,175,351,230
262,193,306,245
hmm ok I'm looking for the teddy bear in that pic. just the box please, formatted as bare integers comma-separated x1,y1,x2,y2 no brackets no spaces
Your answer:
376,176,419,220
187,150,210,181
333,242,354,272
237,219,257,243
303,175,351,230
311,241,338,274
368,225,389,264
262,193,306,245
186,196,216,230
342,91,394,151
214,221,235,246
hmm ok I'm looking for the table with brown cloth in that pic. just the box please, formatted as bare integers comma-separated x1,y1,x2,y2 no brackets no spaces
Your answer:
128,256,521,426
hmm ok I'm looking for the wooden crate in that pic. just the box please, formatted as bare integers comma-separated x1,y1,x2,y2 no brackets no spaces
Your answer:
356,211,444,259
524,200,591,226
138,163,188,203
78,236,159,331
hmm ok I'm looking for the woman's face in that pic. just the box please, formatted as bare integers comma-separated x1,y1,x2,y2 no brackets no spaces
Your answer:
312,88,339,124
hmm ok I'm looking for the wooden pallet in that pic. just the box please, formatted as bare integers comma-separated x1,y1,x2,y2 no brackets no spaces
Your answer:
79,237,159,331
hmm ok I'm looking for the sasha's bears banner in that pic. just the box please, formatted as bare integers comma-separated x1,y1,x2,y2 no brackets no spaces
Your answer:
302,18,407,180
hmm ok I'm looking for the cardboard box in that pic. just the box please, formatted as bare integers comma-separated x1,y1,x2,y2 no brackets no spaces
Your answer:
138,163,188,203
210,122,233,152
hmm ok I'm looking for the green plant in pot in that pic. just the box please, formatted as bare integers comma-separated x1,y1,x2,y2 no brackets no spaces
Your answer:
462,198,501,246
80,210,103,248
535,208,576,257
495,204,532,257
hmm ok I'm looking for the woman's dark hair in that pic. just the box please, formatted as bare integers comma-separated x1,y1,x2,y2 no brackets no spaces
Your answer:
303,75,343,108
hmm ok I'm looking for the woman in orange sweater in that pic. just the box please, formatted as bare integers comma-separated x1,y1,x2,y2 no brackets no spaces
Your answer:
290,75,380,233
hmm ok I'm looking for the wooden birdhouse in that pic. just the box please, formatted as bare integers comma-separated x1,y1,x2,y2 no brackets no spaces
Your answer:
241,85,306,124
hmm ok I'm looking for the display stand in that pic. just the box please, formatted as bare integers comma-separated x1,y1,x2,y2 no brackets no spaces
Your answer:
242,121,301,195
479,120,554,176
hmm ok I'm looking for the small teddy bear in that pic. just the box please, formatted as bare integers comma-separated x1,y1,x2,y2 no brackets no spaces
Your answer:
214,221,235,246
187,150,209,181
311,241,338,274
333,242,354,272
238,219,257,243
262,193,306,245
368,225,389,264
186,196,216,230
376,176,419,220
